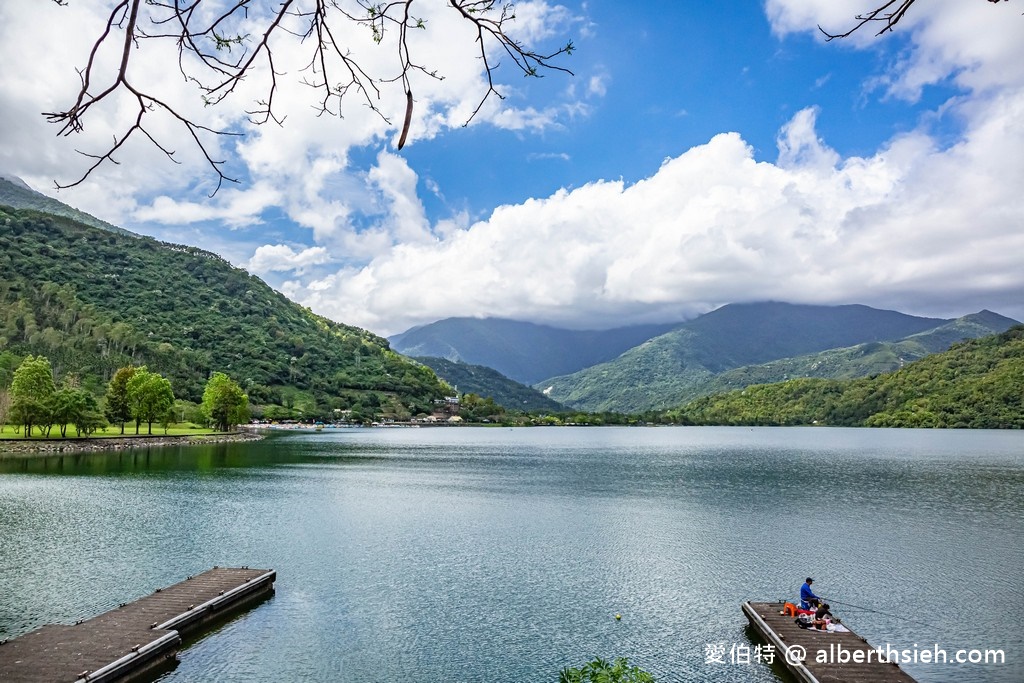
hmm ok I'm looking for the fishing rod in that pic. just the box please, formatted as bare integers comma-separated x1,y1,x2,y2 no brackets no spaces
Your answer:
820,596,928,625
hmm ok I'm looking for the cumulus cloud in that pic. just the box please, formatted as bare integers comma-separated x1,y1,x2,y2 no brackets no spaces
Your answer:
5,0,1023,339
248,244,332,275
776,107,840,170
279,0,1024,335
136,182,285,228
285,83,1024,335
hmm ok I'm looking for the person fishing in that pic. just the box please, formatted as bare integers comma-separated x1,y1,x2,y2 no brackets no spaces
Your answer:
813,602,833,629
800,577,821,610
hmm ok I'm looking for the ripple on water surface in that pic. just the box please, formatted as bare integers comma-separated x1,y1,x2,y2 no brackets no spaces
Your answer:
0,427,1022,683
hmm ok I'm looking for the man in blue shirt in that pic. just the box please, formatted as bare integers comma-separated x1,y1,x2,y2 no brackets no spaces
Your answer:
800,577,820,610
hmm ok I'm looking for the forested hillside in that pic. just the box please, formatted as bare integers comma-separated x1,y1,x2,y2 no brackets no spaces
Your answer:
538,302,1011,413
0,207,449,418
414,356,565,413
671,326,1024,428
695,311,1019,399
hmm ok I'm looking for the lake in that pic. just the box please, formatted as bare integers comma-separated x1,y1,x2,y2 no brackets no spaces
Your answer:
1,427,1021,682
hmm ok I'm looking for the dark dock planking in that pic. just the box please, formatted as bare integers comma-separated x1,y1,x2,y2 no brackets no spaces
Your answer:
0,566,275,682
743,601,918,683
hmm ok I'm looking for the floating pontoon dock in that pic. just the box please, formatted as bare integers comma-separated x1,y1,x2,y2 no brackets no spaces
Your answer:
0,566,275,682
743,601,918,682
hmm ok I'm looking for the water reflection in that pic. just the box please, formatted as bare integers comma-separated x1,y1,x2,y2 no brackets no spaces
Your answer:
0,427,1021,683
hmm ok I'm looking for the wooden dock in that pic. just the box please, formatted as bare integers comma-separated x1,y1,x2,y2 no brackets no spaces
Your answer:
0,566,275,682
743,601,918,683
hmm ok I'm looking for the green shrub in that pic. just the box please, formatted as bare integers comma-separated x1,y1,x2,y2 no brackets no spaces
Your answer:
560,657,654,683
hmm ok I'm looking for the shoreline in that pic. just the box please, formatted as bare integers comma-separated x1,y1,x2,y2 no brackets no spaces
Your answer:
0,431,264,456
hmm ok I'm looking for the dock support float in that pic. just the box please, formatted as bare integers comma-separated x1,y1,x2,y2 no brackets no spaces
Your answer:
0,567,275,683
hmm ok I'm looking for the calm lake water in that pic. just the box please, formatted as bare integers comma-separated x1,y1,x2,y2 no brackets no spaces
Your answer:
1,427,1022,682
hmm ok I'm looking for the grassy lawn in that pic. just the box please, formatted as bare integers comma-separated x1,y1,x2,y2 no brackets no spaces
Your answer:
0,424,221,440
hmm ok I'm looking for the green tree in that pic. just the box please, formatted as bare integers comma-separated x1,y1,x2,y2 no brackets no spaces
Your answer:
73,395,107,437
161,405,176,435
48,385,106,438
458,393,506,422
104,365,136,434
0,350,21,387
0,388,10,434
126,367,175,435
10,355,56,436
560,657,654,683
201,372,250,432
50,386,85,438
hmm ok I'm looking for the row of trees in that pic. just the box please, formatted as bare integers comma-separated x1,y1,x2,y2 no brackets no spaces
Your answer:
447,392,673,427
102,365,176,435
8,356,104,437
4,354,250,437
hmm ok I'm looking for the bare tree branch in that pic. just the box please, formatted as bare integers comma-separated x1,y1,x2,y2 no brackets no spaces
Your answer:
44,0,240,195
449,0,574,121
820,0,1008,41
45,0,575,194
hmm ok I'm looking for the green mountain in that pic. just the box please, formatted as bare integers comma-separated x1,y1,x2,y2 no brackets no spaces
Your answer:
0,206,448,418
391,318,679,385
413,356,565,413
0,175,134,237
671,325,1024,428
537,302,976,413
697,311,1020,399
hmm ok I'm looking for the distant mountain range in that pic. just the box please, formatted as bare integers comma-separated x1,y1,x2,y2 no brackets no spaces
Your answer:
412,357,565,413
390,317,679,385
394,303,1020,414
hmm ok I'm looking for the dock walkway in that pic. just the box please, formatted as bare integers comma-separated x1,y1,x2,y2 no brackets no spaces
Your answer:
0,566,275,682
743,601,917,683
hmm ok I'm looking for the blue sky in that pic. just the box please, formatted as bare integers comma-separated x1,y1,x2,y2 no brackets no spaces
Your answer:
2,1,1023,335
401,3,955,218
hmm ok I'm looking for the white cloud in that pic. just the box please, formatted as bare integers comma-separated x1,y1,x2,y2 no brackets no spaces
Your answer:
135,182,284,228
248,244,331,275
587,74,609,97
288,89,1024,334
765,0,871,43
366,151,433,246
485,104,565,132
766,0,1024,98
0,0,234,225
776,107,840,170
5,0,1023,339
505,1,578,45
528,152,572,162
